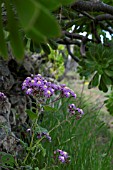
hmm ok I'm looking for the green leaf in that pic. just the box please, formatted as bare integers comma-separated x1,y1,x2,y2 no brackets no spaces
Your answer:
38,144,46,157
36,0,76,10
33,4,61,38
41,43,51,55
88,72,99,89
99,75,108,92
13,0,46,42
48,39,58,50
43,105,57,112
0,152,14,166
35,168,39,170
5,0,24,61
23,165,32,170
27,28,46,43
12,0,40,31
30,40,35,52
104,70,113,77
37,0,60,10
35,125,48,134
34,42,42,53
13,0,60,41
0,1,8,59
102,73,112,85
26,109,37,120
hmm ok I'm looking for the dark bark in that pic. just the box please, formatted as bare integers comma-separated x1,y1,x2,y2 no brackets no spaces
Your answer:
71,1,113,16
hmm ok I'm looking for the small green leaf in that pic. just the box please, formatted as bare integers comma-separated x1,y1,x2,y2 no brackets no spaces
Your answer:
5,0,24,60
41,43,51,55
88,72,99,89
34,42,42,53
104,70,113,77
0,152,14,166
26,109,37,120
99,75,108,92
43,105,57,112
35,168,39,170
102,73,111,85
23,37,28,46
48,39,58,50
24,165,32,170
35,125,48,134
30,40,35,52
38,144,46,157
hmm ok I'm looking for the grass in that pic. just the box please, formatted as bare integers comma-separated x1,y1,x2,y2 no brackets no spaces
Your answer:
29,96,113,170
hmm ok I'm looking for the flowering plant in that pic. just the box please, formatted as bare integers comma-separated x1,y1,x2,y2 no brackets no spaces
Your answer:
21,74,84,167
0,74,84,169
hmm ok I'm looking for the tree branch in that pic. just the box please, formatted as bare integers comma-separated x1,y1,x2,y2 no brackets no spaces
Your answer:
95,14,113,21
71,1,113,15
56,39,81,46
66,44,80,62
62,31,96,43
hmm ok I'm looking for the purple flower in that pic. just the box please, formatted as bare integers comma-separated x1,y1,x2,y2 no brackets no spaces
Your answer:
60,85,77,98
46,82,52,87
54,149,70,163
51,84,59,90
69,104,76,110
46,134,52,142
68,104,84,117
44,90,52,98
70,91,77,98
22,74,77,106
0,92,6,100
22,82,27,90
64,92,71,98
60,84,66,88
58,155,65,163
41,85,48,91
26,77,32,81
57,149,68,158
37,132,51,142
76,108,84,115
26,88,33,95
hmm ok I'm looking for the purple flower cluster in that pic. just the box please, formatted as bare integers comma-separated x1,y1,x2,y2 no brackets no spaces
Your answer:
0,92,6,101
60,84,76,98
54,149,70,163
68,103,84,116
22,74,76,99
37,132,51,142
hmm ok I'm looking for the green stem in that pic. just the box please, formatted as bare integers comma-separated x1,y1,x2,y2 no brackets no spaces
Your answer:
23,130,35,164
32,116,70,150
23,108,39,164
